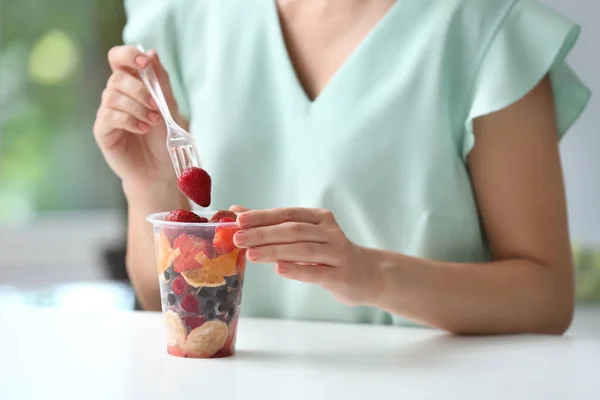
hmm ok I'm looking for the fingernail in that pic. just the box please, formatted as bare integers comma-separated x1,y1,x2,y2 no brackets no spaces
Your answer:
237,214,249,228
247,248,260,261
148,112,161,124
276,264,287,273
134,55,148,68
137,121,150,132
148,97,158,110
234,231,247,246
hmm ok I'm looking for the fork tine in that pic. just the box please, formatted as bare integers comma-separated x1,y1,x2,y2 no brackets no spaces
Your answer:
170,148,182,178
177,147,187,170
186,145,199,168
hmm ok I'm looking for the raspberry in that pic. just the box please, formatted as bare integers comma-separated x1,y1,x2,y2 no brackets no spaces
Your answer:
171,276,188,295
213,225,239,255
184,316,205,330
209,210,238,223
180,294,200,314
165,209,207,223
178,167,212,207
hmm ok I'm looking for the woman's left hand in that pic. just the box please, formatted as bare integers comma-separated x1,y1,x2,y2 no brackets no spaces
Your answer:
233,207,381,306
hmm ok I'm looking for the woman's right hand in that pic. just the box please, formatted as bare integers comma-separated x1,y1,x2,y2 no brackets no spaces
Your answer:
93,45,187,194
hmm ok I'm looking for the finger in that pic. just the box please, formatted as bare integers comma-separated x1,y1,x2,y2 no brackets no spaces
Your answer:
107,71,156,109
108,45,148,72
229,205,250,213
146,50,176,102
102,89,161,125
147,50,168,80
234,222,328,248
246,242,338,266
275,262,334,284
238,208,332,229
96,108,149,136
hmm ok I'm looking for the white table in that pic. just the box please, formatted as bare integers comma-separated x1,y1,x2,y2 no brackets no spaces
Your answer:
0,306,599,400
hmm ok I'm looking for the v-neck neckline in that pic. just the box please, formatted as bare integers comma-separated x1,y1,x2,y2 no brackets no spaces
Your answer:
268,0,401,108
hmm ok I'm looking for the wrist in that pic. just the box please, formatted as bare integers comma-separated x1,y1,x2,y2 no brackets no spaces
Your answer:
362,247,395,308
122,180,189,213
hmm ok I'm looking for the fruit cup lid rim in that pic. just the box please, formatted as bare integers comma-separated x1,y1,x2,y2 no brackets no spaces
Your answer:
146,211,239,228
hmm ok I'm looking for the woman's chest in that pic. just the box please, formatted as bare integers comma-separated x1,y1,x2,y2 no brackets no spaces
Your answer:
275,0,398,101
182,0,477,213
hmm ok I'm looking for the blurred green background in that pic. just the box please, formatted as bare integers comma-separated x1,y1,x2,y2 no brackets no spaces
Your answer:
0,0,598,305
0,0,125,220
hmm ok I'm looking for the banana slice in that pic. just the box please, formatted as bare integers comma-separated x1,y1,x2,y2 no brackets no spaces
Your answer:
164,310,187,347
184,320,229,357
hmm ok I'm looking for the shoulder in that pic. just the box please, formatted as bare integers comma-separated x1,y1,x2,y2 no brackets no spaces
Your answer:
434,0,517,21
423,0,519,45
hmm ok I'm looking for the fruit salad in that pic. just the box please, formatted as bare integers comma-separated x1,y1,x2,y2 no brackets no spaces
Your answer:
156,209,246,358
149,166,246,358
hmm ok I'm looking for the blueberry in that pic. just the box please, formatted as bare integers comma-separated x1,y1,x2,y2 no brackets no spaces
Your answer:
216,288,228,301
217,303,228,314
228,307,236,317
205,300,214,310
231,279,239,289
163,270,171,282
206,311,215,320
198,287,212,297
167,293,176,306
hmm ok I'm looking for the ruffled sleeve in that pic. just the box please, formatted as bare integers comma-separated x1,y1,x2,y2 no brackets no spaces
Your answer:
122,0,191,119
462,0,591,160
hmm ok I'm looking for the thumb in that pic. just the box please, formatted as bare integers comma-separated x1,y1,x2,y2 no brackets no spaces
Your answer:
229,205,249,213
146,50,175,98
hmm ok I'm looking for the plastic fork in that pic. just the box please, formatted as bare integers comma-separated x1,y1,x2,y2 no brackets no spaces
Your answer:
136,43,201,178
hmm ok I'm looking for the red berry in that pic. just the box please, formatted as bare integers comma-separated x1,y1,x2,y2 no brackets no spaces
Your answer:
165,209,207,223
220,217,235,223
171,276,188,295
209,210,237,223
184,316,205,330
213,226,239,255
180,294,200,314
178,167,212,207
213,347,233,358
173,234,214,272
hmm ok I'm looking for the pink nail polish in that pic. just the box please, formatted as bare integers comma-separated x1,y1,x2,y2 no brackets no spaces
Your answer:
134,55,148,68
247,248,260,261
137,121,150,132
276,264,287,273
148,112,161,123
234,231,247,245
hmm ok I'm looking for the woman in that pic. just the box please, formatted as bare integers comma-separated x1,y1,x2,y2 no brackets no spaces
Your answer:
93,0,590,334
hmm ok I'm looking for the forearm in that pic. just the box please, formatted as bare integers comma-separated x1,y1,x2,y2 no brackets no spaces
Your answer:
124,181,189,311
367,249,574,335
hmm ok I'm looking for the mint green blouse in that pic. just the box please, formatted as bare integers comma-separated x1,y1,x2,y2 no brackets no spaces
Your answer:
124,0,590,325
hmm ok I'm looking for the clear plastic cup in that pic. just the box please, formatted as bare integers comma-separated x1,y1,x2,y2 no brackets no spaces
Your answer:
147,211,246,358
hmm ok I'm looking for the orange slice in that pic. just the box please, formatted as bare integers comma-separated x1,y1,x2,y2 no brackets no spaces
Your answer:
182,248,241,288
181,268,226,288
195,248,240,277
156,232,175,273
